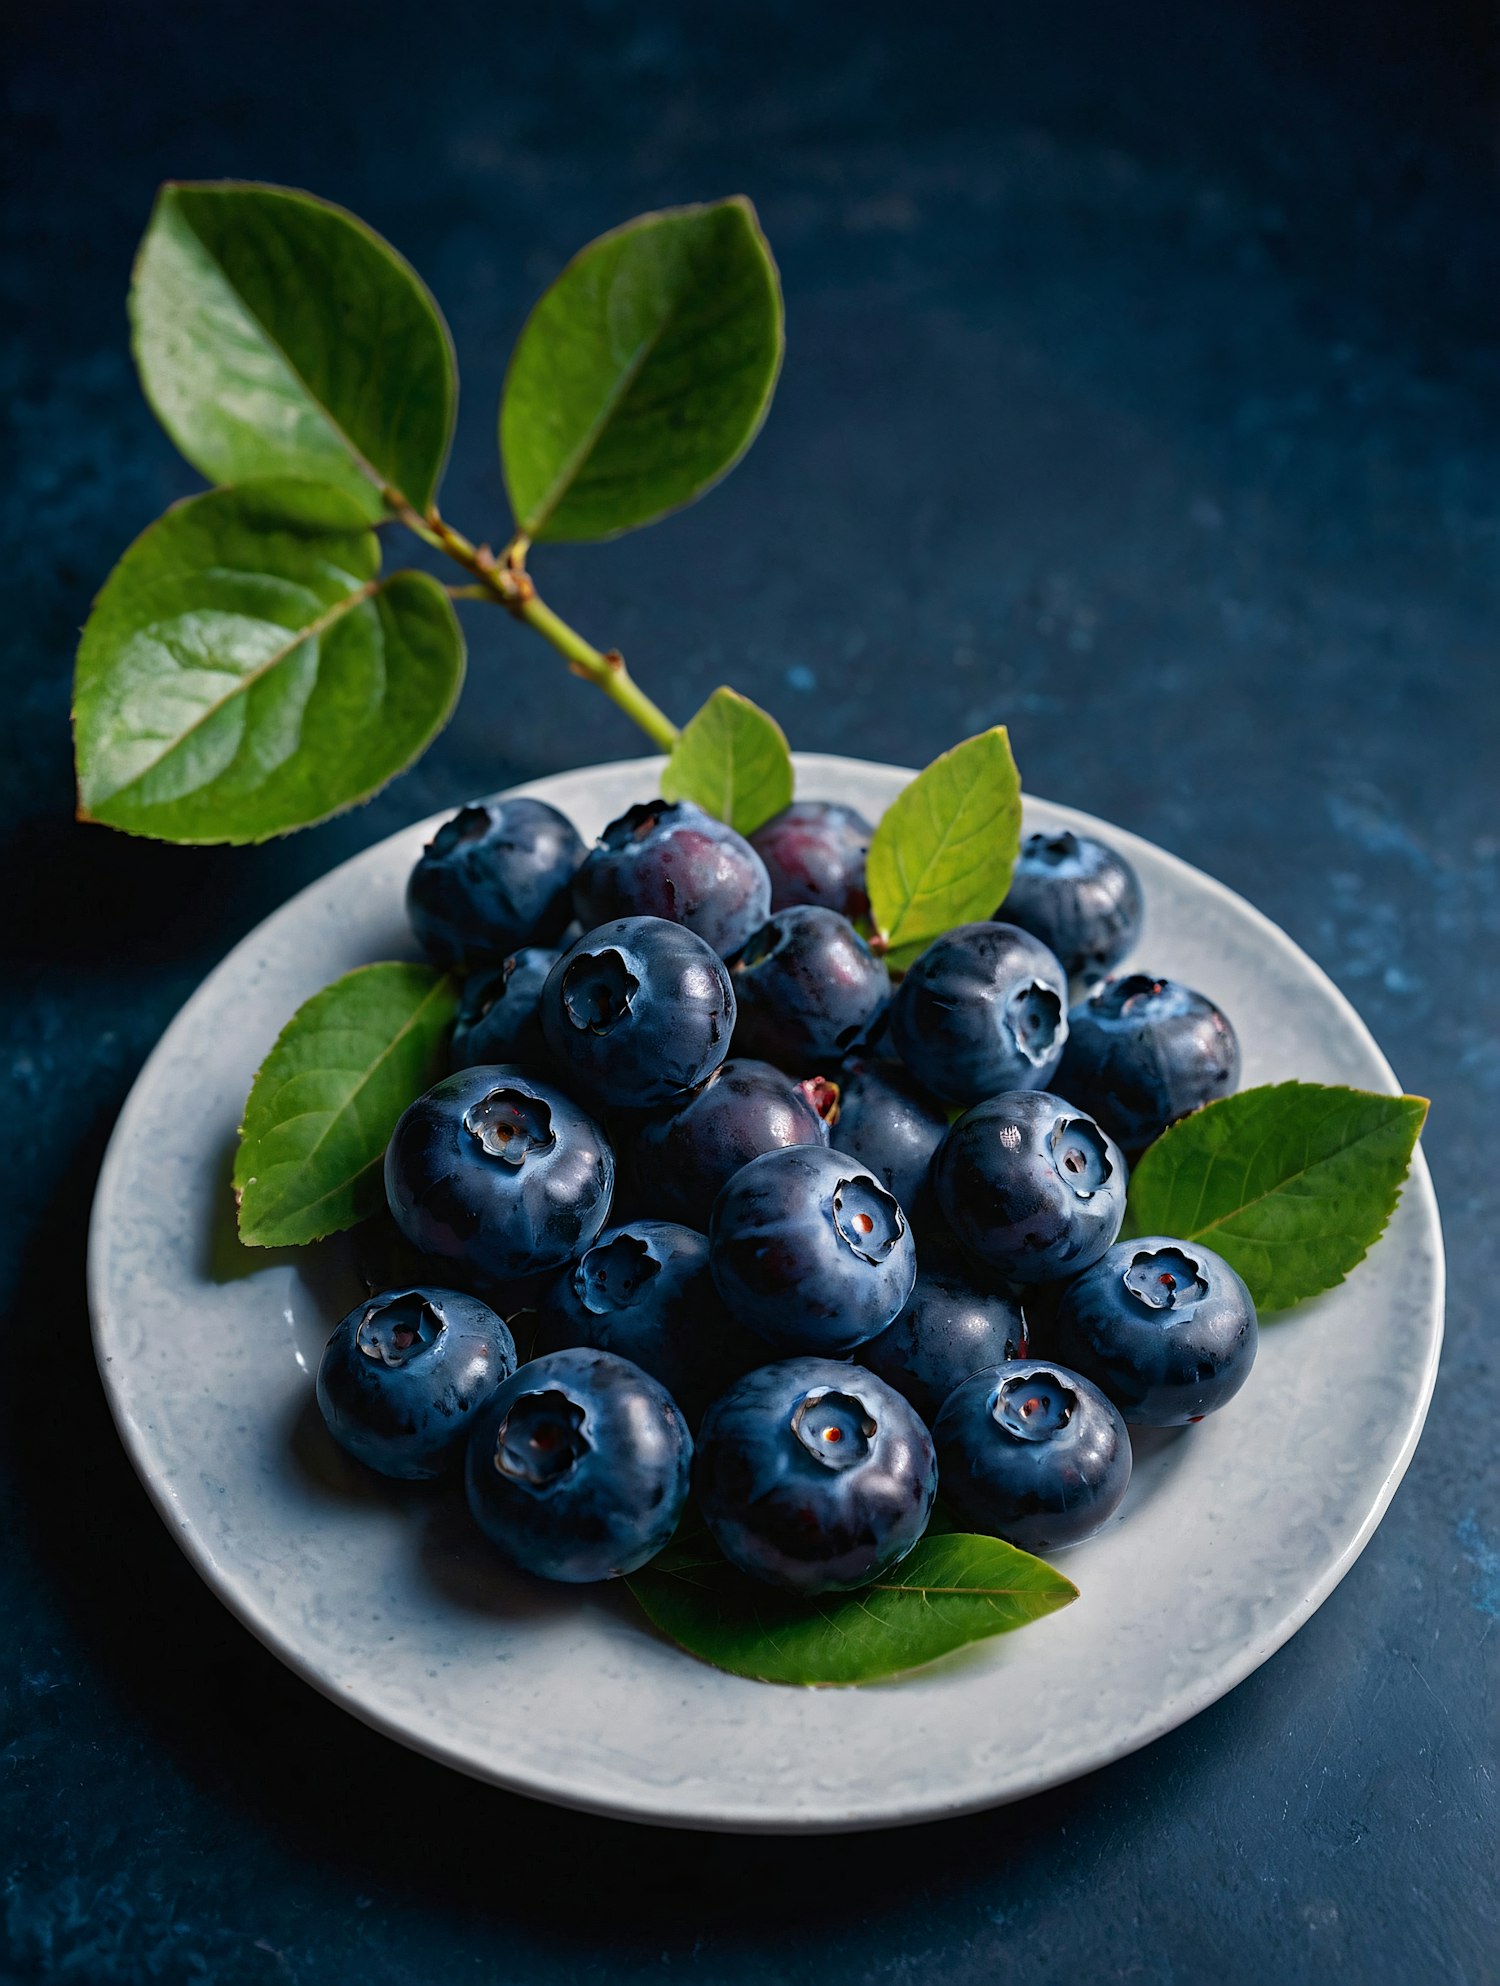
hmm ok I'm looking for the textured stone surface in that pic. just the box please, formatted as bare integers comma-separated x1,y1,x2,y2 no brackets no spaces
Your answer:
2,0,1495,1978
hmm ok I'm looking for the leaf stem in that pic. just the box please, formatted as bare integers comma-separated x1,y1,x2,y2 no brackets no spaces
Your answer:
381,486,679,751
515,593,680,750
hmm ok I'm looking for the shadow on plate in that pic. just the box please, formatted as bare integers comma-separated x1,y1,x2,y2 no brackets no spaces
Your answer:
202,1133,303,1285
285,1390,414,1513
1116,1422,1194,1518
416,1490,588,1628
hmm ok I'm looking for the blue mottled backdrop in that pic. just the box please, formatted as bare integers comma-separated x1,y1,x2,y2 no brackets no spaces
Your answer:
3,1,1496,1980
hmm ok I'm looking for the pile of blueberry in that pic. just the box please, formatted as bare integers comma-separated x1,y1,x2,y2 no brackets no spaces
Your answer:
316,793,1255,1597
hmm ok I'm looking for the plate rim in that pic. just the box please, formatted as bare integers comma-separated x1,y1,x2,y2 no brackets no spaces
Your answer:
87,752,1446,1833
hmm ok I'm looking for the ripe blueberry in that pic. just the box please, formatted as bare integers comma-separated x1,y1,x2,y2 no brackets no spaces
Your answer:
1042,1235,1258,1424
731,907,890,1074
407,797,584,970
384,1066,614,1283
316,1286,517,1479
709,1145,917,1355
540,916,735,1109
933,1089,1125,1283
997,830,1142,980
627,1058,835,1228
449,946,561,1073
934,1360,1131,1551
573,798,771,959
465,1349,691,1582
889,922,1069,1105
749,800,873,920
1056,973,1240,1156
830,1057,950,1213
695,1358,938,1594
858,1265,1028,1424
530,1220,762,1424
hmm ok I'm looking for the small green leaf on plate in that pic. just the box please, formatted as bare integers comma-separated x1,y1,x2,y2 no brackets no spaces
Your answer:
1125,1081,1429,1311
235,962,458,1248
73,479,465,844
131,181,456,518
627,1526,1077,1686
866,728,1023,967
661,687,793,834
500,198,783,543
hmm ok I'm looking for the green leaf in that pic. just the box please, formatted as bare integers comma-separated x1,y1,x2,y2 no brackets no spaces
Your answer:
627,1526,1077,1686
235,962,458,1248
131,181,456,519
73,479,465,844
1125,1081,1429,1311
866,729,1023,966
660,687,793,834
500,198,783,543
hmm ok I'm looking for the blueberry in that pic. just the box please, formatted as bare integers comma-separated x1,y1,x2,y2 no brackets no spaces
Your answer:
731,907,890,1073
859,1266,1028,1423
530,1220,763,1424
627,1058,835,1228
449,946,561,1073
934,1360,1131,1551
407,798,584,970
316,1286,517,1480
385,1066,614,1283
997,830,1143,980
540,916,735,1110
572,799,771,959
1042,1235,1257,1425
695,1359,937,1594
933,1090,1125,1283
1056,973,1240,1156
709,1145,917,1354
749,800,873,920
464,1349,691,1582
889,922,1068,1105
830,1057,950,1212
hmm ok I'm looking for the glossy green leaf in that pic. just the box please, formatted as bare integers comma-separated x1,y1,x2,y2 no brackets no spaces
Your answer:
131,181,456,518
1126,1081,1429,1311
500,198,783,542
235,963,458,1248
73,480,465,844
627,1526,1077,1686
660,687,793,834
867,728,1023,966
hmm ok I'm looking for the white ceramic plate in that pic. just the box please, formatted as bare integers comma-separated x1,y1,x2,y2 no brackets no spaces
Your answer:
89,754,1444,1833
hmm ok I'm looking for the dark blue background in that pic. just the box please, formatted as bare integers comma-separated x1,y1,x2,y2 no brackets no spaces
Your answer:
4,3,1496,1979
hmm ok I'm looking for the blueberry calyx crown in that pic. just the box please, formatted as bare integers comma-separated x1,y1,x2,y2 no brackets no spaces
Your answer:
560,948,638,1033
602,799,683,849
429,804,493,856
495,1389,591,1487
464,1087,557,1166
831,1175,905,1262
356,1292,444,1367
1097,973,1171,1018
736,918,789,970
1005,979,1063,1064
1047,1115,1113,1198
1027,830,1081,869
575,1232,661,1313
490,951,528,1003
792,1388,876,1470
994,1369,1075,1441
1122,1246,1208,1311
